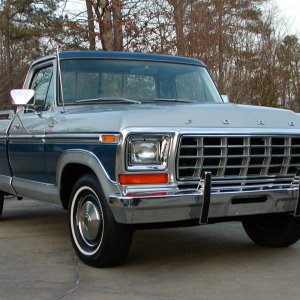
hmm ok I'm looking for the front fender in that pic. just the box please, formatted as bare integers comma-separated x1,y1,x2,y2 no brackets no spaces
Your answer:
56,149,119,200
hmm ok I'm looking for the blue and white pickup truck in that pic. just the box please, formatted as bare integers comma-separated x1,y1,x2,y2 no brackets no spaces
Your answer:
1,51,300,267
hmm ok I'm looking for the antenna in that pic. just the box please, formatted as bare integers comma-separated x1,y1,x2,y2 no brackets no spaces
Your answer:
56,47,65,112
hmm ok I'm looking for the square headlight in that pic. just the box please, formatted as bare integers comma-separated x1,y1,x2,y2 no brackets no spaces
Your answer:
127,135,170,170
130,140,160,165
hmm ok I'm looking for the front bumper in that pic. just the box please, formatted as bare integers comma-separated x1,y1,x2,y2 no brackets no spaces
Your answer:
109,188,297,224
109,176,300,225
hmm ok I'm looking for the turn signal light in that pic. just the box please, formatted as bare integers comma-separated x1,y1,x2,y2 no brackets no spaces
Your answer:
118,173,169,185
99,134,119,143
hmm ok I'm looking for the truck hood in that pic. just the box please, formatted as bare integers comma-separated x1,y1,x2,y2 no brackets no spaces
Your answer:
56,103,300,133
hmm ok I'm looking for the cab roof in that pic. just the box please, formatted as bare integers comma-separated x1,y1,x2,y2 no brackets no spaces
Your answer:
33,51,205,67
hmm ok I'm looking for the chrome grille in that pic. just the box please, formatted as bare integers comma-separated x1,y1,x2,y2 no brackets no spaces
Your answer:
176,135,300,190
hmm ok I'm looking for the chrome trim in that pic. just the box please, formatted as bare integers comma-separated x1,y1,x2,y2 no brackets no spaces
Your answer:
116,129,178,195
117,128,300,197
126,134,171,171
122,128,300,136
22,59,59,110
176,134,300,191
109,186,297,224
46,133,120,142
9,133,121,144
8,135,45,143
12,177,59,204
0,175,16,195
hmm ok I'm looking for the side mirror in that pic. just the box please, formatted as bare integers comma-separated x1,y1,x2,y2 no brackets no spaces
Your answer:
10,89,35,106
221,95,229,103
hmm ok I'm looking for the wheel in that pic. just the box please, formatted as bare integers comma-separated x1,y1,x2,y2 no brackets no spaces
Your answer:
69,174,133,267
0,193,3,219
242,213,300,247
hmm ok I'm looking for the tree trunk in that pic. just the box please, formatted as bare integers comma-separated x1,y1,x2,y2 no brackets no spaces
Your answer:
216,0,224,93
2,0,13,107
94,0,113,51
112,0,123,50
86,0,96,50
168,0,185,56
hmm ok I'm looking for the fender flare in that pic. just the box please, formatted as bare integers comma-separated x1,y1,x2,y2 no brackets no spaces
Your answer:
56,149,118,200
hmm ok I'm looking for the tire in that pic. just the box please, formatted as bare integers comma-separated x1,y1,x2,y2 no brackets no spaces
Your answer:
242,213,300,247
0,193,3,219
69,174,133,267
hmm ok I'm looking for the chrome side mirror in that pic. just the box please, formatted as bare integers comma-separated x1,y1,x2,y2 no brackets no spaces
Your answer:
221,95,229,103
10,89,35,106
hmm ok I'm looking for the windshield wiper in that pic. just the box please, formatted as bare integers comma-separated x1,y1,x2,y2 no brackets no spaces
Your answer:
76,97,141,104
152,98,196,103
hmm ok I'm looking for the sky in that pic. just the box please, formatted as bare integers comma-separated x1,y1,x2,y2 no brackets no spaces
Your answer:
276,0,300,35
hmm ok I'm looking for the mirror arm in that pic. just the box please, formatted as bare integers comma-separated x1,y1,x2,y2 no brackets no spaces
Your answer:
12,108,31,134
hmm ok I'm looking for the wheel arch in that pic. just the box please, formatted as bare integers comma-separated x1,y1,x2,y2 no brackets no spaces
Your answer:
57,150,118,210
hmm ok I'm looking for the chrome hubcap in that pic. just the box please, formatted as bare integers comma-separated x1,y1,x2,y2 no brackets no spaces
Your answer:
78,199,102,246
71,185,105,255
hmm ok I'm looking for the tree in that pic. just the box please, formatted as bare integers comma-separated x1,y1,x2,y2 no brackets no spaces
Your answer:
277,35,300,110
0,0,299,112
0,0,87,109
84,0,123,51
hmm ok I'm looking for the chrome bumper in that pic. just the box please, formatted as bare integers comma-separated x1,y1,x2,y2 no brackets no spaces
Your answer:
109,175,300,225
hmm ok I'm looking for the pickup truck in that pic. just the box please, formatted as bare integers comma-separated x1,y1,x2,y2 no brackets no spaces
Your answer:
1,51,300,267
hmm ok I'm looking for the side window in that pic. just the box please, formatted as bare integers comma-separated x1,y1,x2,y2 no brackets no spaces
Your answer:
30,66,53,111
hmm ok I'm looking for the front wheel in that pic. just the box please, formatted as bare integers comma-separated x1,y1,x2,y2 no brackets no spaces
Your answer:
242,213,300,247
69,174,133,267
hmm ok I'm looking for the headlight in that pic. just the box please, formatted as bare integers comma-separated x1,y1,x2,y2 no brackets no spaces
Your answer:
127,135,170,170
131,140,160,164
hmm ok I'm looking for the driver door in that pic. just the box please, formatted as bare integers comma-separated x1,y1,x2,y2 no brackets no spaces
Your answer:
8,63,54,184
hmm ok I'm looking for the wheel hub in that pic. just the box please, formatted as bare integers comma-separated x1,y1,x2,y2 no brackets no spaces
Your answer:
83,214,91,226
78,200,102,243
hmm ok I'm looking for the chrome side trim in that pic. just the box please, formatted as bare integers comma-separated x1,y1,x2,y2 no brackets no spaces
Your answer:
0,175,16,195
9,133,121,144
12,177,59,204
8,135,45,142
45,133,110,143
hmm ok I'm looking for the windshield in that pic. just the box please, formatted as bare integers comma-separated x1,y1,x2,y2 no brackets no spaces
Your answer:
60,59,223,104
